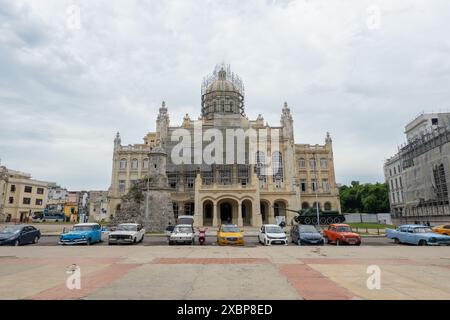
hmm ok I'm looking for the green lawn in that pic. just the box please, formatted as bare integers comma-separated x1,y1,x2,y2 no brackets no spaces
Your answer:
348,222,395,229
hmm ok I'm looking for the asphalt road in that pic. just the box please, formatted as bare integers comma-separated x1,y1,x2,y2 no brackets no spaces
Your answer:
31,235,396,247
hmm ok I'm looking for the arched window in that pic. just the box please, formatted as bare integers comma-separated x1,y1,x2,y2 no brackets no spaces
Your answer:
143,158,149,169
302,202,310,209
324,202,332,211
309,158,316,169
119,159,127,170
320,158,328,169
255,151,266,177
272,151,283,182
312,202,321,210
131,159,138,170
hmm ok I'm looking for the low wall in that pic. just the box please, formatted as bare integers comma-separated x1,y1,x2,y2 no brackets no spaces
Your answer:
344,213,392,225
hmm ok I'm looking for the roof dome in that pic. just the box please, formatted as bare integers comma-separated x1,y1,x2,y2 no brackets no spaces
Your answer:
201,64,245,119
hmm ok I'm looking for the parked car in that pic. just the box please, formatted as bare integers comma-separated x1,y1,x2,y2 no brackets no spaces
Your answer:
323,223,361,246
169,224,195,245
290,224,324,246
432,224,450,236
59,223,102,245
217,224,244,246
258,224,288,245
386,225,450,246
32,212,65,223
108,223,145,245
0,225,41,246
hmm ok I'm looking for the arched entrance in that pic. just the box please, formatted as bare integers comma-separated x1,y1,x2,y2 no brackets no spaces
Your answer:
274,200,287,224
242,200,253,226
217,199,238,225
220,202,232,223
260,200,270,224
203,200,213,226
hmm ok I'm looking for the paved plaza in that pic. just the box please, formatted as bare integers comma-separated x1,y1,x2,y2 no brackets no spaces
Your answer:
0,246,449,300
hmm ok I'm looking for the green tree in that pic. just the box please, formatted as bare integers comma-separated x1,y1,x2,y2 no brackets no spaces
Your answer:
339,181,389,213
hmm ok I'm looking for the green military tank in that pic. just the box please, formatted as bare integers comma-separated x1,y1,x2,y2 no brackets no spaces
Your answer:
281,207,345,225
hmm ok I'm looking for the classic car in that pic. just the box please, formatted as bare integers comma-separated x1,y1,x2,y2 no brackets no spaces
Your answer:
432,224,450,236
258,224,288,245
386,224,450,246
217,224,244,246
290,224,324,246
59,223,102,245
0,225,40,246
169,224,195,245
108,223,145,245
323,223,361,246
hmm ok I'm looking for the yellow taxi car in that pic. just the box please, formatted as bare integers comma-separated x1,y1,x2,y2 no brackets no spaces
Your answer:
217,224,244,246
432,224,450,236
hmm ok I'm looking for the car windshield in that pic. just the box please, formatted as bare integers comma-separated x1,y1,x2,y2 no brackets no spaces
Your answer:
221,226,240,233
414,227,433,233
117,225,137,231
299,225,318,233
0,226,21,234
266,226,283,233
337,226,351,232
174,226,192,233
73,225,95,231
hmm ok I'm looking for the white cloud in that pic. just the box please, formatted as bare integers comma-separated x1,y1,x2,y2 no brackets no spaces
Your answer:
1,0,450,189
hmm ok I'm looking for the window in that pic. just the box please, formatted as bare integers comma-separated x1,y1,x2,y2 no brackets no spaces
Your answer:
168,174,178,189
256,152,266,177
389,169,392,177
395,179,398,189
184,202,195,215
143,158,149,169
10,185,16,192
394,166,397,175
119,159,127,170
23,197,31,205
432,118,438,125
302,202,310,209
299,158,306,168
131,159,138,170
221,100,225,112
399,176,403,188
311,179,317,192
37,188,44,195
118,180,126,193
320,158,328,169
8,197,14,204
324,202,332,211
272,152,283,182
36,199,43,206
390,180,394,190
300,179,306,192
322,179,329,192
309,158,316,169
173,202,179,219
24,186,32,193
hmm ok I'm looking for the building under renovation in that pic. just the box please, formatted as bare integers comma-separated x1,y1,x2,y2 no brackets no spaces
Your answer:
385,113,450,224
107,64,340,227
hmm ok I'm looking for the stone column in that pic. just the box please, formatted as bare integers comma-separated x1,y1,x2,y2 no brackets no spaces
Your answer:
213,203,218,227
237,201,243,227
269,204,276,224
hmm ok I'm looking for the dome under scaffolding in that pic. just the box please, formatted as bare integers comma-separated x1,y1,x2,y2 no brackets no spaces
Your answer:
201,63,245,119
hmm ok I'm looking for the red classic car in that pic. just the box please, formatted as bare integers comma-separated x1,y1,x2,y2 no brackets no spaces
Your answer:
323,224,361,246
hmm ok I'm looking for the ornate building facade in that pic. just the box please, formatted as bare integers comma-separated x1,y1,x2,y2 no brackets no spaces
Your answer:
107,64,340,227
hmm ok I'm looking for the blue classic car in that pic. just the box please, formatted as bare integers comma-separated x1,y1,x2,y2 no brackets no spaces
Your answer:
59,223,102,245
386,224,450,246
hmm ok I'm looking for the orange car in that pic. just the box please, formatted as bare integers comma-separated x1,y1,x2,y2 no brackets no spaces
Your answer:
432,225,450,236
323,223,361,246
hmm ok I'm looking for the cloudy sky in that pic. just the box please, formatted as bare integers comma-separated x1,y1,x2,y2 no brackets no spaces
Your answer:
1,0,450,190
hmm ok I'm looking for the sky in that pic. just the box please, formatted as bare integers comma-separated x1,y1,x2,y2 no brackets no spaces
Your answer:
1,0,450,190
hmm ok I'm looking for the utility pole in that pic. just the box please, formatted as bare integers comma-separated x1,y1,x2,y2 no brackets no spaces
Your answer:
313,152,320,230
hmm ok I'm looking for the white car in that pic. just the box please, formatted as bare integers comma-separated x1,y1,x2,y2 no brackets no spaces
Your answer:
108,223,145,245
169,224,195,245
258,224,288,246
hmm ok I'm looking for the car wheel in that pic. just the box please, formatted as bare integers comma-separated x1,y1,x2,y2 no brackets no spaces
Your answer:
14,239,20,246
133,237,137,244
394,238,400,244
418,240,427,246
33,236,39,244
